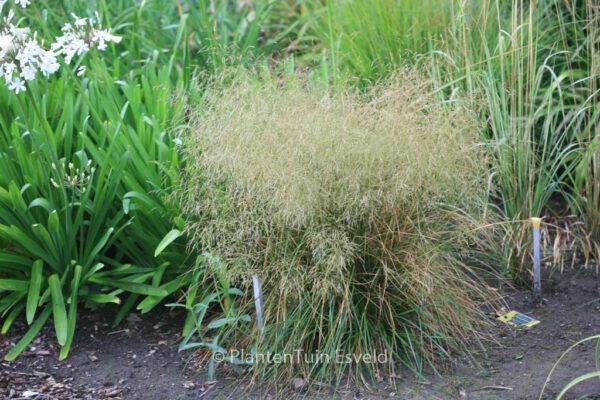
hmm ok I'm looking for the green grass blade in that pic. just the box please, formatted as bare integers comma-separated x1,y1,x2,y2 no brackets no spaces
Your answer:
596,337,600,372
557,371,600,400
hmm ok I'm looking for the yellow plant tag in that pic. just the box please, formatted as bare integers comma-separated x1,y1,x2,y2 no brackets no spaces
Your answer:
497,311,540,328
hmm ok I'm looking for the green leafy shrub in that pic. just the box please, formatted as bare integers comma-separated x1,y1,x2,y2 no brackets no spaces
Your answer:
182,70,499,383
0,0,305,361
0,61,191,359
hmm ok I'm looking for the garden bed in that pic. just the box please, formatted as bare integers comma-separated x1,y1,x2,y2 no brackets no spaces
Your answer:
0,0,598,399
2,268,599,400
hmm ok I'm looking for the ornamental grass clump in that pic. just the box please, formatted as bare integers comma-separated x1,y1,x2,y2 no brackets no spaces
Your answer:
183,70,498,383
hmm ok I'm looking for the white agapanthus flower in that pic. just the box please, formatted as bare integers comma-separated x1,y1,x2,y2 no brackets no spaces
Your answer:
8,76,24,93
3,60,15,76
38,50,59,76
52,26,89,64
0,2,121,93
14,0,30,8
52,13,122,64
92,29,122,51
20,64,35,80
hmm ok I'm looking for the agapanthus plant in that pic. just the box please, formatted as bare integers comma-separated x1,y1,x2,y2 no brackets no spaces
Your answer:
0,0,121,93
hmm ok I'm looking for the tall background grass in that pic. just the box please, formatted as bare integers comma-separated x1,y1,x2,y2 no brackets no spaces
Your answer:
304,0,598,278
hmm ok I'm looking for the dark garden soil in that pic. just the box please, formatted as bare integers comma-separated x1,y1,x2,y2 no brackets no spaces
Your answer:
1,267,600,400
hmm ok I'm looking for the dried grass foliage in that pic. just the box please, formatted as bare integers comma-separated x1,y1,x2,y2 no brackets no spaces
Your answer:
186,70,483,281
183,70,498,376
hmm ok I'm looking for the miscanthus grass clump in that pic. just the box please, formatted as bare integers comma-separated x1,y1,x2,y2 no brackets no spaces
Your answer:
184,71,498,383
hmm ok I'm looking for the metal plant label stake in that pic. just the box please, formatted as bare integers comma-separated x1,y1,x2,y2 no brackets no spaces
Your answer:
252,274,264,332
531,217,542,301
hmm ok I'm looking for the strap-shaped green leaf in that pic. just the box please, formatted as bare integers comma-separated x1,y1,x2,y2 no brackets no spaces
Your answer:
88,276,168,296
29,198,54,213
0,252,32,268
4,305,51,361
60,265,82,360
8,182,27,212
154,229,183,257
137,274,189,313
83,294,121,304
48,274,68,346
26,260,43,324
1,303,24,334
32,224,60,265
85,227,114,268
6,225,58,267
0,279,29,292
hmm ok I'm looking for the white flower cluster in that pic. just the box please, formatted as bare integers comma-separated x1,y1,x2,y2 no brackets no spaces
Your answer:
0,1,121,94
53,14,122,64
